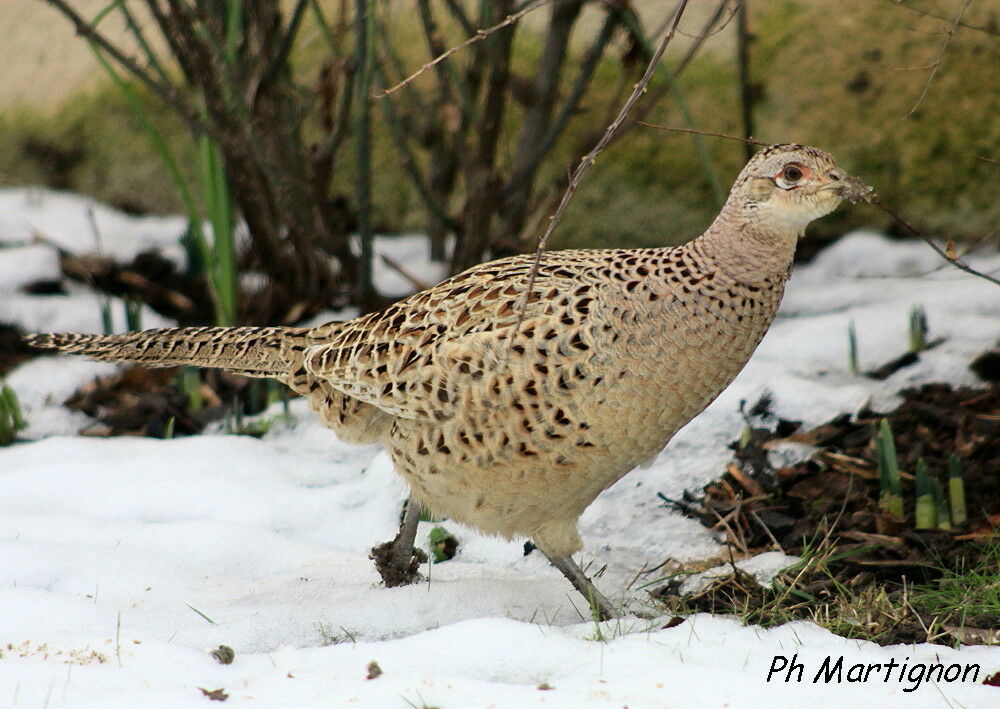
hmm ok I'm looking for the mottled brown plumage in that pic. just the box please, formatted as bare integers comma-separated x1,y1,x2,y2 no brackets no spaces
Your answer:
26,144,868,616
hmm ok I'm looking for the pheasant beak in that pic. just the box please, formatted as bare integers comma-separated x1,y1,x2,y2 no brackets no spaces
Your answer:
820,169,874,204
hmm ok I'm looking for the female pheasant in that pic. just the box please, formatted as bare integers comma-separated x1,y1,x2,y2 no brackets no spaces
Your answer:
27,144,870,618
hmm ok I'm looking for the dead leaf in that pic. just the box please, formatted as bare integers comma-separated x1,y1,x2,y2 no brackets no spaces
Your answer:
198,687,228,701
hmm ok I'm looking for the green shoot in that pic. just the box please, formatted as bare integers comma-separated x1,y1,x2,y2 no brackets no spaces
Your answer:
913,459,936,529
163,416,176,440
948,454,967,526
873,419,903,518
87,7,238,327
185,603,216,624
199,135,238,325
177,367,203,413
908,304,928,353
124,297,142,331
847,320,859,375
100,301,114,335
428,526,458,563
418,506,443,523
932,479,951,530
0,383,27,446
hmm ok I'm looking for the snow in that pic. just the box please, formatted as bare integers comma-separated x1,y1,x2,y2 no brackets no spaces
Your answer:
2,190,999,706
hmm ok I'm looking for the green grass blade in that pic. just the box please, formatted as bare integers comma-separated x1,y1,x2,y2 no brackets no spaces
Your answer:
914,460,935,529
847,320,859,374
948,454,967,526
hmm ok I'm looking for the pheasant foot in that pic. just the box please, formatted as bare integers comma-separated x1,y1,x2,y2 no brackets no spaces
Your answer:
370,496,427,587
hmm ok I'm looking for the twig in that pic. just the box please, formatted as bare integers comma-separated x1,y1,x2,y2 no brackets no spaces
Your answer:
256,0,310,95
844,226,999,281
414,0,478,128
674,0,737,76
637,122,1000,289
879,0,1000,37
502,3,618,194
735,0,754,161
381,255,431,291
375,68,458,232
870,197,1000,287
637,121,767,146
354,0,376,305
514,0,691,330
442,0,477,37
375,0,552,97
42,0,207,136
904,0,972,119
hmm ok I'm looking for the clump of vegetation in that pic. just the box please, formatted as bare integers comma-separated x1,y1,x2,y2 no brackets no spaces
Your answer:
656,537,1000,647
428,526,459,563
0,382,26,446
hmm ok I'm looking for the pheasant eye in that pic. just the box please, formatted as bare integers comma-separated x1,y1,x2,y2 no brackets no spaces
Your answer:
782,165,803,182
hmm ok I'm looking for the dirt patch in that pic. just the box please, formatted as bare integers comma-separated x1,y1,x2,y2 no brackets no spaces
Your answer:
658,370,1000,644
369,540,428,588
668,381,999,558
0,323,35,378
64,366,276,438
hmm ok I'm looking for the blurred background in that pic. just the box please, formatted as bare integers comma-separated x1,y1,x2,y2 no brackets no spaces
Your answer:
2,0,998,324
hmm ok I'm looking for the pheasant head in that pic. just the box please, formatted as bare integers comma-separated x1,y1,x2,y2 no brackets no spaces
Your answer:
725,143,871,234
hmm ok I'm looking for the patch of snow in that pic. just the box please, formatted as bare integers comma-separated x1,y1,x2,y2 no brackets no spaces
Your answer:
678,551,800,595
371,233,450,299
0,187,188,264
768,441,822,469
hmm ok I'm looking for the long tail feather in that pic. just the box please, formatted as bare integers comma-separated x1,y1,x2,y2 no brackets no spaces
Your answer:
25,326,312,377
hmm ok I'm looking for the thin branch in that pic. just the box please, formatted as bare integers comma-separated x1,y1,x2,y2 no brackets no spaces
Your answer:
375,19,429,118
502,3,617,195
308,0,345,58
117,1,171,86
375,68,459,233
354,0,376,305
414,0,478,124
442,0,477,37
735,0,754,161
674,0,735,76
41,0,207,135
879,0,1000,37
375,0,551,98
638,121,1000,288
256,0,309,94
904,0,972,119
637,121,767,146
381,254,432,292
611,3,724,201
516,0,691,320
870,197,1000,288
312,60,355,165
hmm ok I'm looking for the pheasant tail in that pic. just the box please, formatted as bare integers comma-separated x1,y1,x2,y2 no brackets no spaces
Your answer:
25,326,314,379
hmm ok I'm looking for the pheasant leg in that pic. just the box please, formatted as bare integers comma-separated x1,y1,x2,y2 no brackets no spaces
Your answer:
370,496,427,587
543,551,617,620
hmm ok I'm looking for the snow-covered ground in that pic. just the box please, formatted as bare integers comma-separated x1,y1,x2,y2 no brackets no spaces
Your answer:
1,188,999,707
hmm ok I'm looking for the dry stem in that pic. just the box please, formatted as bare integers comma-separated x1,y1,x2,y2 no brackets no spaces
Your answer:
514,0,692,333
374,0,552,98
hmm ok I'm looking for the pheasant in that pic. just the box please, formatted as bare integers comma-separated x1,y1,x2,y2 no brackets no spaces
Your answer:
26,144,870,619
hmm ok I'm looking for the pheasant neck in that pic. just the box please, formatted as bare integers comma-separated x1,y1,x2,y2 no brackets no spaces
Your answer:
693,202,800,285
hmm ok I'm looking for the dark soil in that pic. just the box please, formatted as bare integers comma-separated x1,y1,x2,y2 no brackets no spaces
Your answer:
659,376,1000,644
668,382,999,559
64,366,278,438
0,323,35,377
369,540,428,588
